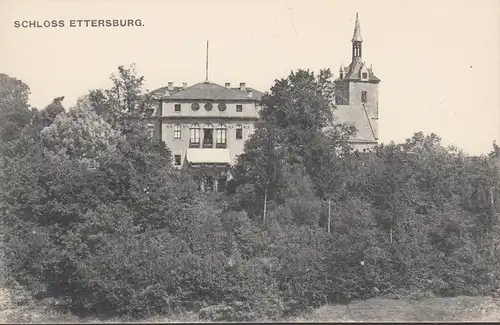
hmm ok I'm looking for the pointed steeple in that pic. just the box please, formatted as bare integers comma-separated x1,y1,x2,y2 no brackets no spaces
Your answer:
352,13,363,42
351,13,363,61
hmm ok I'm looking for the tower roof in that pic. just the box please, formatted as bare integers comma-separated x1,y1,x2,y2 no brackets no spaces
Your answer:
336,59,380,83
351,13,363,42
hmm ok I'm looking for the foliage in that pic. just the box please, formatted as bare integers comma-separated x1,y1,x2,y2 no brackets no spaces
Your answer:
1,67,500,322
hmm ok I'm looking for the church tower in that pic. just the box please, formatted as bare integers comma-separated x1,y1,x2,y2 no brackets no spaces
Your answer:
334,13,380,151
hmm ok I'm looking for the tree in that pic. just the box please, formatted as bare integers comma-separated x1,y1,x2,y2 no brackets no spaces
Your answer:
0,100,197,312
232,69,351,224
233,121,286,223
88,64,149,133
0,74,34,152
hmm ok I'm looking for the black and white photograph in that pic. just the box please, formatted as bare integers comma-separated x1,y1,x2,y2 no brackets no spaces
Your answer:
0,0,499,322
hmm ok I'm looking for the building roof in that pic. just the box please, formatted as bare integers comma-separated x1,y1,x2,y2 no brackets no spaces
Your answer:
186,148,231,164
150,81,264,102
352,13,363,42
333,103,378,143
231,87,265,101
336,58,380,83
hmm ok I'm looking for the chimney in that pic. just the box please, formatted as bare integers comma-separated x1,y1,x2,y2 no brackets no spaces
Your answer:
239,82,246,91
182,82,187,88
246,89,253,98
225,82,231,88
167,82,174,91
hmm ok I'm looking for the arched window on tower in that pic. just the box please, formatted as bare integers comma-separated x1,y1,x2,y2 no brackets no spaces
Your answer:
361,91,367,103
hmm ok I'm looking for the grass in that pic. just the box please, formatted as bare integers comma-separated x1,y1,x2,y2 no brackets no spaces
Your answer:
292,296,500,322
0,285,499,323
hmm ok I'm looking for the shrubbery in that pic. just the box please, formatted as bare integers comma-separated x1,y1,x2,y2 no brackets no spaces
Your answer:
1,68,500,321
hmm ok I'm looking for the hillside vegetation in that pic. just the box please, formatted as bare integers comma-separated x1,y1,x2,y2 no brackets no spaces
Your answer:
0,67,499,321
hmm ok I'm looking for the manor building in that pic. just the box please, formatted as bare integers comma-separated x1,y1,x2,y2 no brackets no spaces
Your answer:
333,13,380,150
147,80,264,191
147,13,380,190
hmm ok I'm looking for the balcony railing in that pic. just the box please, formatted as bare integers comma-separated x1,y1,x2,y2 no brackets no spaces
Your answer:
216,142,227,149
202,142,214,148
189,141,201,148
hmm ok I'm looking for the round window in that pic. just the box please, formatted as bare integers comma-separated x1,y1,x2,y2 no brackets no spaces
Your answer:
218,103,226,111
205,103,213,111
191,103,200,111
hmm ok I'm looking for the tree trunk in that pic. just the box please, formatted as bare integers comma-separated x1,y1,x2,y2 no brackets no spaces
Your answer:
328,198,331,234
490,186,496,258
263,187,268,227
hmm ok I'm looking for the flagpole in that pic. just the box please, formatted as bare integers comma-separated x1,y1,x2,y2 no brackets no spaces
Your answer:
205,40,209,82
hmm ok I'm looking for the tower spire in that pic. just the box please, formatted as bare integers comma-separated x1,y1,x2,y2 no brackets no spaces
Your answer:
351,13,363,61
205,40,209,82
352,12,363,42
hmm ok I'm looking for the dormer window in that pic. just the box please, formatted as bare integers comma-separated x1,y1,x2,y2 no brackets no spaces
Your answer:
340,72,344,79
361,72,368,80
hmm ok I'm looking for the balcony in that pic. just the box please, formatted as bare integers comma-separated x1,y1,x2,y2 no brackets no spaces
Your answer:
202,142,214,148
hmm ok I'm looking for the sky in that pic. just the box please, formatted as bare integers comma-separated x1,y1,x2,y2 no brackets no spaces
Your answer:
0,0,499,155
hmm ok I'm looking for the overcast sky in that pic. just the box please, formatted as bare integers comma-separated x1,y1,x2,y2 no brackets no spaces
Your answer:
1,0,499,155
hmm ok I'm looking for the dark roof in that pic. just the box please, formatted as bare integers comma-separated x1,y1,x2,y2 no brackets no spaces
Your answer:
336,58,380,83
149,86,183,99
232,87,265,101
150,81,263,101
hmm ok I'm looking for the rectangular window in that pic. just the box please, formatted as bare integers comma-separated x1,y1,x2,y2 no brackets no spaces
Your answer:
174,155,181,166
236,125,243,140
174,104,181,112
216,129,227,144
236,104,243,112
362,72,368,79
203,128,213,148
190,128,200,145
174,124,181,139
361,91,367,103
216,128,227,148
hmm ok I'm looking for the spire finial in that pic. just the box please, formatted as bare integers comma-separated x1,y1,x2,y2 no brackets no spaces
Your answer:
205,40,209,82
352,13,363,42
